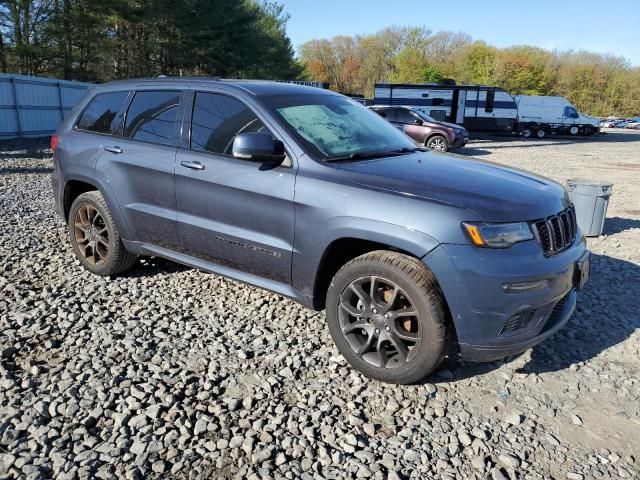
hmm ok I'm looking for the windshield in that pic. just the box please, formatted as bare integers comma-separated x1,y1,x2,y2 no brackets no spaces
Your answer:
262,94,416,160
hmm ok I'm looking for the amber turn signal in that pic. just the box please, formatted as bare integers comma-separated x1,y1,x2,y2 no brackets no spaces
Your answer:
463,223,486,247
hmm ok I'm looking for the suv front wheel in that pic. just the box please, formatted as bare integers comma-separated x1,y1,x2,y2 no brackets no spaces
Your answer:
426,135,449,152
68,191,137,276
326,251,450,384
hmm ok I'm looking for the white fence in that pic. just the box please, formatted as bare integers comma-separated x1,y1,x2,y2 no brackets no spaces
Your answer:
0,73,91,139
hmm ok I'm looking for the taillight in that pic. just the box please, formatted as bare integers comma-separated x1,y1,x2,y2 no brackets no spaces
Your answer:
51,134,59,152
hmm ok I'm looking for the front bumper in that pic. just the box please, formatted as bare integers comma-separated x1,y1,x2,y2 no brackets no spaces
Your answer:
423,237,588,362
452,135,469,148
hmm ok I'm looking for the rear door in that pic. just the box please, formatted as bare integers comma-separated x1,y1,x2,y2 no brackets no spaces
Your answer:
96,89,183,250
174,90,295,284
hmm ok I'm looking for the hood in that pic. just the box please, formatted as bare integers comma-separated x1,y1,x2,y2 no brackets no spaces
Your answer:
579,114,600,126
436,120,467,132
337,151,571,223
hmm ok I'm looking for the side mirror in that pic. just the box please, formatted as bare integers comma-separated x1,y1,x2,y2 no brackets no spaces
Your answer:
413,118,424,125
232,132,286,165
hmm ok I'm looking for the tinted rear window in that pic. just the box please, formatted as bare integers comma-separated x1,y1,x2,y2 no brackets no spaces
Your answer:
76,91,129,134
124,91,181,145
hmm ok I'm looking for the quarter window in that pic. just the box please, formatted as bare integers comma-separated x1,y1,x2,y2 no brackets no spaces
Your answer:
191,92,268,155
124,91,181,145
76,91,129,134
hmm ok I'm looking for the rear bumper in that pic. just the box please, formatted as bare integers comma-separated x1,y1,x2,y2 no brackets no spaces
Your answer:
422,238,588,363
51,162,65,219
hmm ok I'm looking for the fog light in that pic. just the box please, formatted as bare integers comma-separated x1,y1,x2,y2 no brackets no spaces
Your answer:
502,280,548,293
500,310,534,334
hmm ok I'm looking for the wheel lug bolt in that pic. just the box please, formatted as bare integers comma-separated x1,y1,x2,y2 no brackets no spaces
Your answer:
373,309,377,314
385,326,390,332
375,328,380,334
384,314,389,319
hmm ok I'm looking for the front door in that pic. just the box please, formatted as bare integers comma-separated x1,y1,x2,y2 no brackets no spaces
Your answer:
563,105,579,126
175,91,295,284
96,89,183,250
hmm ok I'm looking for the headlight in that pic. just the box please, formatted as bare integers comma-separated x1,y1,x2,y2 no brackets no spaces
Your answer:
462,222,533,248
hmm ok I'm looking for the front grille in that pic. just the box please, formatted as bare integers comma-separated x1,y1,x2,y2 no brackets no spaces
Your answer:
531,206,577,255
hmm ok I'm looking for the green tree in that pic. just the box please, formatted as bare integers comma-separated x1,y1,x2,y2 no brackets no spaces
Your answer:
389,46,442,84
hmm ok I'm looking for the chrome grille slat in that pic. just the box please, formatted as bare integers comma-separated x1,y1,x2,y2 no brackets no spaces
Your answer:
531,206,577,255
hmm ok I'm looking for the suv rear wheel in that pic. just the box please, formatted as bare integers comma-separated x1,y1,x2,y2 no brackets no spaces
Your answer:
426,135,449,152
68,191,137,276
326,251,449,384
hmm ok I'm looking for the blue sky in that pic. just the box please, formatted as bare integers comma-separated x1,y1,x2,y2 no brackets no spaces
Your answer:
281,0,640,66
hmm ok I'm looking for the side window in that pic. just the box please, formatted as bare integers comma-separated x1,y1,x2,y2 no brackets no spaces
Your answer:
396,109,415,124
432,98,444,107
564,106,578,118
76,91,129,134
383,108,399,122
124,91,180,145
191,92,268,155
485,90,495,113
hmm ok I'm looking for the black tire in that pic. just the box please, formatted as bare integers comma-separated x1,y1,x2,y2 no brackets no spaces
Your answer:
326,250,450,384
583,126,593,136
425,135,449,152
535,128,546,139
569,125,580,136
68,191,137,276
521,127,533,138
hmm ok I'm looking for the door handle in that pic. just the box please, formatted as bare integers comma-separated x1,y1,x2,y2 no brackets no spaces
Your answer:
104,146,123,154
181,160,205,171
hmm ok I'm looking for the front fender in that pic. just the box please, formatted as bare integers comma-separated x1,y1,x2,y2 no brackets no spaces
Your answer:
292,216,440,299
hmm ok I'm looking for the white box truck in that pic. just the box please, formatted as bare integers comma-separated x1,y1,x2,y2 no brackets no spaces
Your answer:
514,95,600,138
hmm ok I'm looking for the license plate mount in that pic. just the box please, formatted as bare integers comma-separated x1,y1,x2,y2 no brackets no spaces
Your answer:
575,252,591,290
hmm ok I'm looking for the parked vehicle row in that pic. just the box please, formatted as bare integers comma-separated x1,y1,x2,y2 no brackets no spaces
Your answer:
372,82,606,139
601,117,640,129
52,78,589,384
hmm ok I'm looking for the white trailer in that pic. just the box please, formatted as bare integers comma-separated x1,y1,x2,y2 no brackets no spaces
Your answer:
514,95,600,138
373,83,518,134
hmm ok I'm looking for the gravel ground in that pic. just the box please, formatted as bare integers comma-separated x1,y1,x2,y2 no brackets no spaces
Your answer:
1,132,638,480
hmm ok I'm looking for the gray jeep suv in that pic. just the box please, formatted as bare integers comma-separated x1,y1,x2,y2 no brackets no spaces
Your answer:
51,78,590,384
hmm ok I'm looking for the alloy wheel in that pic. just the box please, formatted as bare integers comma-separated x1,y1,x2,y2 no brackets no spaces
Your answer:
74,204,109,265
429,138,447,151
338,276,421,368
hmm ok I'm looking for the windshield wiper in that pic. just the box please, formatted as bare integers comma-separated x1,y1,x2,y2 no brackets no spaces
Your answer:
325,146,426,162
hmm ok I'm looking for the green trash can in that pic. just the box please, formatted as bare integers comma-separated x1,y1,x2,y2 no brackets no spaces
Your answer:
566,179,613,237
